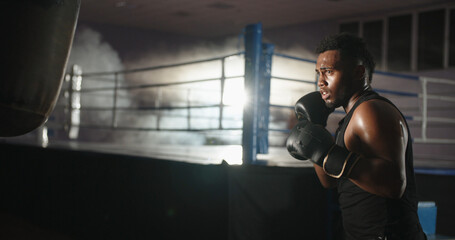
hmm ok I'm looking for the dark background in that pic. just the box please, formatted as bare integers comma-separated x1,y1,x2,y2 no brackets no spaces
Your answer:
0,142,453,239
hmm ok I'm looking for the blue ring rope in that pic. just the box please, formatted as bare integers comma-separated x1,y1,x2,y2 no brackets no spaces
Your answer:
414,168,455,176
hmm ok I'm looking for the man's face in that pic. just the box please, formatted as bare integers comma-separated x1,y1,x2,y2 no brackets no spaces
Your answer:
315,50,356,109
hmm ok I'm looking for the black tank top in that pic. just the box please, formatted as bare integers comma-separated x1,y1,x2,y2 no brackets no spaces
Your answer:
335,90,426,240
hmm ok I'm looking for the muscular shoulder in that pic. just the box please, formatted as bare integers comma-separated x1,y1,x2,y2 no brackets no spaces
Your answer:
345,99,407,157
352,99,404,130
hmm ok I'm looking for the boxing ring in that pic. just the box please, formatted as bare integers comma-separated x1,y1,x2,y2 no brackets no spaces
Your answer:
9,24,454,170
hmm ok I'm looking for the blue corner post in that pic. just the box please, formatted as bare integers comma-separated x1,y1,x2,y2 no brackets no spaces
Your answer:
242,23,262,164
257,43,274,154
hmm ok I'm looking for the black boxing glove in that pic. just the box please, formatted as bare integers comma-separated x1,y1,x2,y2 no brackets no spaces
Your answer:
294,91,334,127
286,119,361,178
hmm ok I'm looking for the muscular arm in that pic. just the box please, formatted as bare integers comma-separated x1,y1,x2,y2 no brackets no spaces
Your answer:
344,100,407,198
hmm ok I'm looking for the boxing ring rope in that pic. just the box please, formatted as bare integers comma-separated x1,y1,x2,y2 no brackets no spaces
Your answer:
417,77,455,144
57,52,246,141
269,53,455,144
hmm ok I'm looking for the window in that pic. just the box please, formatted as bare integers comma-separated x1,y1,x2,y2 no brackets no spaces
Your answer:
387,14,412,72
339,6,455,72
418,9,445,70
363,20,383,70
450,9,455,67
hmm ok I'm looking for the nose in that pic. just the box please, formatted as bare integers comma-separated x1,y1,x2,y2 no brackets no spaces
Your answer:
317,74,327,87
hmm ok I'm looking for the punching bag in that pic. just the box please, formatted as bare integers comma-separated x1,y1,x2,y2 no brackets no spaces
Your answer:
0,0,81,137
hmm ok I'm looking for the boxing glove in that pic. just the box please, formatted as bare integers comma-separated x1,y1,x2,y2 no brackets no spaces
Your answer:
286,120,360,178
294,91,334,127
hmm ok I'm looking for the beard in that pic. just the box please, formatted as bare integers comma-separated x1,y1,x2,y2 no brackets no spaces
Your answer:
324,85,351,110
325,101,336,109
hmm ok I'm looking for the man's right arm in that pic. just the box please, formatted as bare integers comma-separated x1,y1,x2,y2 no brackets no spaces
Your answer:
286,91,337,188
314,164,338,188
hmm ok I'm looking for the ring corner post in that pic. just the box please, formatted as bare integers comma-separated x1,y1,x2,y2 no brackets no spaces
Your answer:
257,43,274,155
67,64,82,140
242,23,263,165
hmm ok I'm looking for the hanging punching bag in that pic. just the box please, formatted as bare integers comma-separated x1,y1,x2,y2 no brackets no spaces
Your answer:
0,0,81,137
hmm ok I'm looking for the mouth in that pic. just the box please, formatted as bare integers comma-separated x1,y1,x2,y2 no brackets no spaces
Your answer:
320,90,329,101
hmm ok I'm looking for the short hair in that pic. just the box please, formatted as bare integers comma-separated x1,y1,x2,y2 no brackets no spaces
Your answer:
316,32,375,84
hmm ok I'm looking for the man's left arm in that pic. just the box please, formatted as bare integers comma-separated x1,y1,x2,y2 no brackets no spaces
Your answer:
346,100,407,199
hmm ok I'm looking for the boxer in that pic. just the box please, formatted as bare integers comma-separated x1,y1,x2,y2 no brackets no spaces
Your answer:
287,33,427,240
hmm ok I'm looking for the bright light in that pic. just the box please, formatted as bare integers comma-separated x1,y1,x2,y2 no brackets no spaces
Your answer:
223,77,247,108
218,145,243,165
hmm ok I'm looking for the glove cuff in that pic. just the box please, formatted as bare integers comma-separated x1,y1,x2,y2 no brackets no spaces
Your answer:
322,145,361,178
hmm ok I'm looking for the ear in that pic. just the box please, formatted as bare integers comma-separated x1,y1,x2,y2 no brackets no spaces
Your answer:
354,65,366,81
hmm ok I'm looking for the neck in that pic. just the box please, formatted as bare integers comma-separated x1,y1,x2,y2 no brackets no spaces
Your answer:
343,86,371,113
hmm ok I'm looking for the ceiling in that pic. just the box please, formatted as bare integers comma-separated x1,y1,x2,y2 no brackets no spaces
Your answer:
78,0,452,38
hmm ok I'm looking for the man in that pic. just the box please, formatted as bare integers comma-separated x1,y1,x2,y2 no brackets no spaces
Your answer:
286,33,427,239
